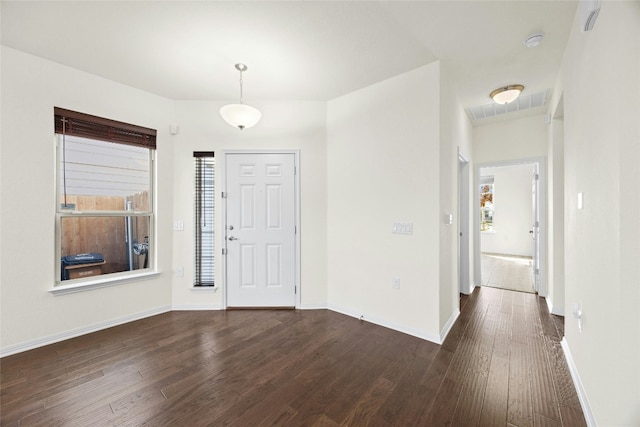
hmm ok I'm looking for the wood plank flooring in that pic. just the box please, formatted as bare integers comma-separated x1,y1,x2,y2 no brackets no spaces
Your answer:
0,287,586,426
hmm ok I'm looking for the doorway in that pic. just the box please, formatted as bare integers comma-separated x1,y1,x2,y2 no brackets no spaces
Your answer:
223,151,300,308
474,158,546,296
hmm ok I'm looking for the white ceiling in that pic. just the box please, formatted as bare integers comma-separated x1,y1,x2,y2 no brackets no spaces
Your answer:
1,1,578,116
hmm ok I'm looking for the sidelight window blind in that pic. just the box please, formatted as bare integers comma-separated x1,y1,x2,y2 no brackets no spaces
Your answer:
194,152,215,287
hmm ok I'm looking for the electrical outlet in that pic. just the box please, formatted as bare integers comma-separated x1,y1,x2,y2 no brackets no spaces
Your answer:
176,267,184,277
173,220,184,231
392,277,400,289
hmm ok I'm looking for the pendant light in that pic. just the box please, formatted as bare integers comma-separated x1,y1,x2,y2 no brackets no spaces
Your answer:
490,84,525,105
219,63,262,130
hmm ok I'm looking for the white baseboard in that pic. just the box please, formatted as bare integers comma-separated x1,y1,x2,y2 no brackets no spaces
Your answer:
545,296,565,316
0,305,171,358
327,302,442,344
440,308,460,342
2,302,457,357
171,304,224,311
546,296,554,314
561,337,597,427
462,283,476,295
298,304,329,310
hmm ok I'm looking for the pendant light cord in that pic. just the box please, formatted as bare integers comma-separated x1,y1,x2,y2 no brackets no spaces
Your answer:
239,69,244,104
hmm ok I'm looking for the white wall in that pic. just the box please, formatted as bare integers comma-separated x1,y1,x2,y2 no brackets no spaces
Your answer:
0,47,175,353
473,115,547,164
326,63,443,342
559,2,640,425
439,71,473,328
480,163,535,257
170,100,327,309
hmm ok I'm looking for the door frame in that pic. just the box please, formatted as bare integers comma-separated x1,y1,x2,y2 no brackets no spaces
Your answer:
473,156,547,297
220,149,301,309
458,149,472,295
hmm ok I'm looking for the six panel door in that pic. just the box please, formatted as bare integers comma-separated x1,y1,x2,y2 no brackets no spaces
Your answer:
225,153,296,307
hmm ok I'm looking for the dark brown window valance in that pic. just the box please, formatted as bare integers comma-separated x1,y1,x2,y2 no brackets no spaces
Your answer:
193,151,215,158
54,107,157,149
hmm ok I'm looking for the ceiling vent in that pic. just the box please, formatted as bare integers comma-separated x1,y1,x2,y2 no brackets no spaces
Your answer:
467,89,550,121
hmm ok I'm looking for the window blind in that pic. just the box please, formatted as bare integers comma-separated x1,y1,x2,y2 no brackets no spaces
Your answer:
54,107,157,149
194,152,215,287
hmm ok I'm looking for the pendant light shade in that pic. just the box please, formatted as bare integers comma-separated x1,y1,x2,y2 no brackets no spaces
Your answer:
490,84,524,104
219,103,262,130
220,63,261,130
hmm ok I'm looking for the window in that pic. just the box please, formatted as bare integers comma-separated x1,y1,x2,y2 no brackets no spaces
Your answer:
55,107,156,284
194,152,215,287
480,176,494,232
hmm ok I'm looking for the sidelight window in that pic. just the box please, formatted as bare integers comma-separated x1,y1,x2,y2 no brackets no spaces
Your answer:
194,152,215,287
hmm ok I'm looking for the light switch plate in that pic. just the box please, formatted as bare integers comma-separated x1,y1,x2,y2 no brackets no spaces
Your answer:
577,192,584,210
392,222,413,235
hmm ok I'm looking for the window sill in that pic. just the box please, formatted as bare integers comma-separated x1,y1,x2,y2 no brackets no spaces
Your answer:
191,286,217,291
50,271,161,295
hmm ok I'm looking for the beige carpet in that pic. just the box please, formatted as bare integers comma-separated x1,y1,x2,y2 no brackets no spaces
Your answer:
481,253,535,294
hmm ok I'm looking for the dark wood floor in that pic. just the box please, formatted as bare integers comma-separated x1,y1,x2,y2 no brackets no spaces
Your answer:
1,287,586,426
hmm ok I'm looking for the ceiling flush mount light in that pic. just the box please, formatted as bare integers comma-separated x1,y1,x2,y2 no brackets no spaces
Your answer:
580,0,601,32
219,63,261,130
524,33,544,48
490,84,525,104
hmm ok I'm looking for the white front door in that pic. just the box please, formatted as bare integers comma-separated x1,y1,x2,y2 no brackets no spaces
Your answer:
225,153,296,307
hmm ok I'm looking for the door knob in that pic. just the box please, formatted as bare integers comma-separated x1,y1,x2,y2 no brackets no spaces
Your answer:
228,236,238,241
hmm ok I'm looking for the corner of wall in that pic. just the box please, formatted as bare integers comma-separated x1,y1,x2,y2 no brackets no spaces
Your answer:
439,308,460,343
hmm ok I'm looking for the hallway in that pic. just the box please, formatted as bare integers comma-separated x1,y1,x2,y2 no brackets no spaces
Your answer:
450,286,585,426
